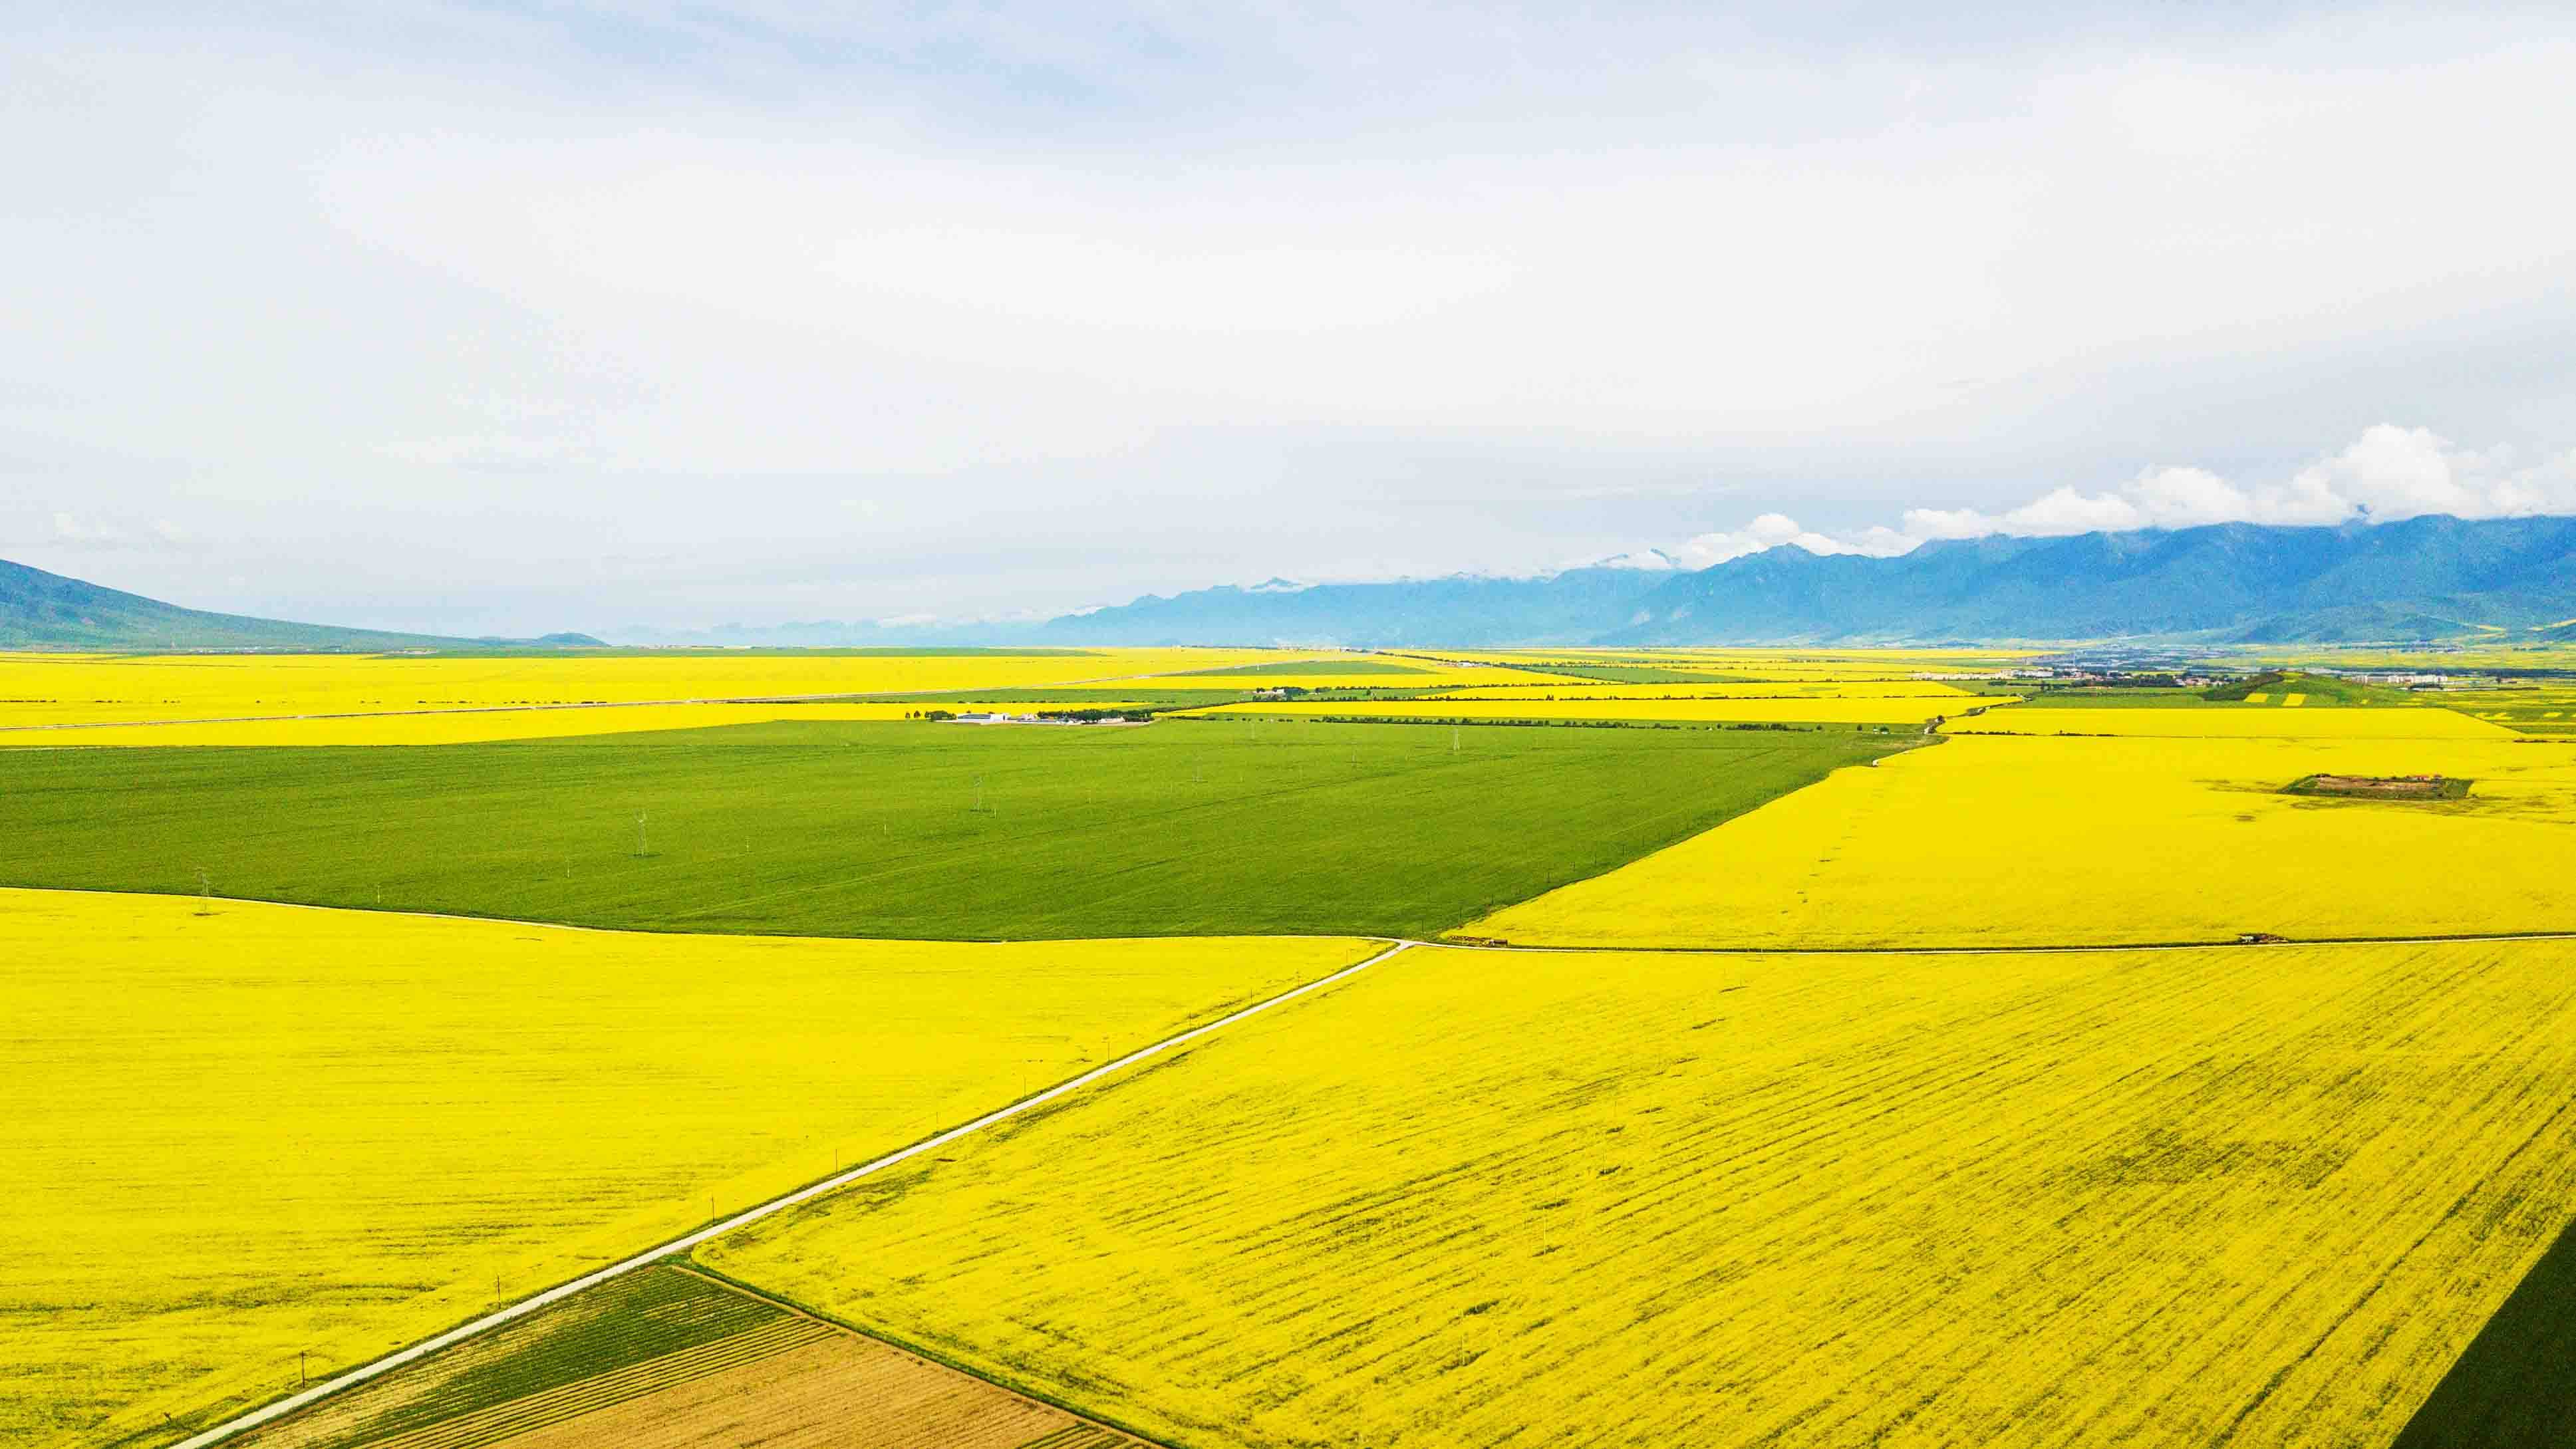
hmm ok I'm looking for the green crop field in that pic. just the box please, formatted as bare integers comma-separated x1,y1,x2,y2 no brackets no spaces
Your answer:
0,718,1901,940
228,1267,785,1449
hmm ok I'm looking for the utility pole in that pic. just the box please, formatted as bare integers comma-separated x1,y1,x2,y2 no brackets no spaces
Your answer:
633,811,648,858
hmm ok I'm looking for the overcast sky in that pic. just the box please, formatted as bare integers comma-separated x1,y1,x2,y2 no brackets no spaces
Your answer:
7,3,2576,635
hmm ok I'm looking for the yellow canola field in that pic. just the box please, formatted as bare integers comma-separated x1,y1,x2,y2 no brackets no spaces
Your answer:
1418,680,1979,700
0,649,1316,727
0,702,1151,749
1178,696,1999,725
704,939,2576,1449
1945,705,2514,739
1040,660,1600,691
1411,647,2038,678
1472,732,2576,948
0,888,1369,1449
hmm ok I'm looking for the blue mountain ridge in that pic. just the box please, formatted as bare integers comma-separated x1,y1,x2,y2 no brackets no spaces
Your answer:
1036,515,2576,647
13,515,2576,650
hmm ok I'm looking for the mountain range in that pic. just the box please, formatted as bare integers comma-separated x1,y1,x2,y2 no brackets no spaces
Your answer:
1031,515,2576,648
9,515,2576,650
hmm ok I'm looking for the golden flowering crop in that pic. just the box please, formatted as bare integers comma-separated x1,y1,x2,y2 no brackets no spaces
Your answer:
1945,705,2513,739
1417,680,1980,700
1471,732,2576,948
0,702,1151,749
0,888,1369,1448
1178,696,2004,725
0,650,1322,728
1412,646,2039,678
704,938,2576,1448
1037,657,1601,691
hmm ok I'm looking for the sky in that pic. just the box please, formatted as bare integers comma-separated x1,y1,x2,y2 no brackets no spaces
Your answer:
7,3,2576,636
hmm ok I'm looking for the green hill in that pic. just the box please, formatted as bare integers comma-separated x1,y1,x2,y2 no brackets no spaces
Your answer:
2,557,472,650
2201,670,2416,705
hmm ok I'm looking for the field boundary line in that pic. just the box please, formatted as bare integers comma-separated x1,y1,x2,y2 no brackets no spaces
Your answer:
672,1265,1170,1449
159,939,1412,1449
1413,929,2576,956
17,884,2576,958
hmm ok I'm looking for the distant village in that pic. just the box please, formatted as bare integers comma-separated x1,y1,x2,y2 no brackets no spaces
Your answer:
919,709,1146,725
1983,663,2476,691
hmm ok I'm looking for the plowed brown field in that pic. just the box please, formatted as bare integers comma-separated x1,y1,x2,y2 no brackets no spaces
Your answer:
498,1333,1135,1449
232,1267,1151,1449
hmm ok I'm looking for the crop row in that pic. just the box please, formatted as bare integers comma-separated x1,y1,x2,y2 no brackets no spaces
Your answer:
704,938,2576,1447
359,1317,833,1449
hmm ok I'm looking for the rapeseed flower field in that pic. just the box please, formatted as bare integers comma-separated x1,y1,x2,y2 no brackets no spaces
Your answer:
0,649,1318,727
1179,696,1997,725
1471,731,2576,948
1032,660,1599,690
703,938,2576,1448
1947,704,2512,739
1413,646,2038,678
1413,680,1982,700
0,701,1151,748
0,888,1369,1448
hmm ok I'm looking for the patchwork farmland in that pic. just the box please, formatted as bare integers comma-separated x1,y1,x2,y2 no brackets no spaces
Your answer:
9,646,2573,1449
705,936,2576,1448
2,884,1368,1445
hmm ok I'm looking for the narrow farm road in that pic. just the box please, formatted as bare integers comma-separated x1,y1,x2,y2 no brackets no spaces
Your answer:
163,939,1415,1449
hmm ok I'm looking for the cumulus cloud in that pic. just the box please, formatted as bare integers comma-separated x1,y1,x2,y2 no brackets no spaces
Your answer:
1602,513,1920,570
1675,513,1917,566
1655,426,2576,569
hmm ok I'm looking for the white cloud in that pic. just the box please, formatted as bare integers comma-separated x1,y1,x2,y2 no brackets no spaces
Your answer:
1663,426,2576,568
2290,424,2536,521
1635,512,1922,570
1592,549,1681,571
10,12,2576,632
2124,467,2250,527
1673,514,1812,566
1839,525,1921,558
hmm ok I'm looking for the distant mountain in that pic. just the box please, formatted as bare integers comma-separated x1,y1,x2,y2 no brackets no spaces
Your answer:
0,557,553,650
1610,515,2576,644
29,513,2576,653
1025,516,2576,647
1036,567,1671,648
